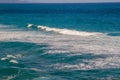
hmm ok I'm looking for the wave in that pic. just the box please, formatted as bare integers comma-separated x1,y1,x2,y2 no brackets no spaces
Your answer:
27,24,37,28
0,24,120,71
49,55,120,70
37,25,102,36
0,24,119,56
0,55,18,64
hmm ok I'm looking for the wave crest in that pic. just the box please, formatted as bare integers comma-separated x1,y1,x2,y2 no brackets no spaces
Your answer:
37,25,101,36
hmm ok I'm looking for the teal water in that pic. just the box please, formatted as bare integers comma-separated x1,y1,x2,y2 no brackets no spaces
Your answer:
0,3,120,80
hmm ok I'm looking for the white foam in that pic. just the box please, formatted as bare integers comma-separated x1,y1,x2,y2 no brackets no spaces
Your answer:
37,26,101,36
0,24,120,69
0,55,12,61
7,55,16,59
27,24,34,28
48,55,120,70
9,59,18,64
6,75,16,80
0,29,120,55
1,57,8,60
29,68,43,72
0,54,18,64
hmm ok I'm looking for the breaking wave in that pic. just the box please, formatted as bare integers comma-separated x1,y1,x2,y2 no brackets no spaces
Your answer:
0,24,120,70
37,25,102,36
0,24,120,80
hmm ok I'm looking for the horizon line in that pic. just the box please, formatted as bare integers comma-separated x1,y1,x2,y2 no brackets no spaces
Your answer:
0,2,120,4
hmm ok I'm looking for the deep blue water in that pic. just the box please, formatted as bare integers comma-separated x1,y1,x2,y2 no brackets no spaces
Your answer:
0,3,120,32
0,3,120,80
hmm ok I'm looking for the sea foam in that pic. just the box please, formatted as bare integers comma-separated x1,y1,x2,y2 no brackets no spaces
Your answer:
0,24,120,69
37,25,101,36
0,55,18,64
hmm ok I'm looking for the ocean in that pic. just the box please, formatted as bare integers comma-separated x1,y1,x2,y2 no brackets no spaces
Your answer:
0,3,120,80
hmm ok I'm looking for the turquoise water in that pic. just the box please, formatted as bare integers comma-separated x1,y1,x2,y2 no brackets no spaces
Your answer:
0,3,120,80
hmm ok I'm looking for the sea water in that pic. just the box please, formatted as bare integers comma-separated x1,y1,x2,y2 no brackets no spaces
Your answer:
0,3,120,80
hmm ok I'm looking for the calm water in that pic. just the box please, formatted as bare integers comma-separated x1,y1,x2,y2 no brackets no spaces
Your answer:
0,3,120,80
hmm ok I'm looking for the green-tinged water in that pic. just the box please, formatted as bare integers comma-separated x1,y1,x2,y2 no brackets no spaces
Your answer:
0,3,120,80
0,42,120,80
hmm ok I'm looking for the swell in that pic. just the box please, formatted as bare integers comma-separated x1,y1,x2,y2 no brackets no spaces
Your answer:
30,25,102,36
0,24,120,80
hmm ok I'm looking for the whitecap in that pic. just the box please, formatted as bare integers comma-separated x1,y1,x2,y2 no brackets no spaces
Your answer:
27,24,34,28
1,57,8,60
37,25,101,36
9,59,18,64
0,24,120,69
7,55,16,59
